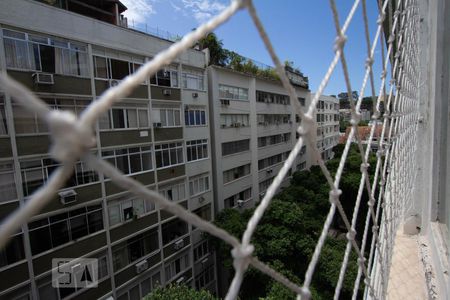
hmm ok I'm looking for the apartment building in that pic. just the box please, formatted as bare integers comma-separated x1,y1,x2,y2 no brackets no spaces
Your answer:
208,65,310,213
313,94,339,161
0,0,216,299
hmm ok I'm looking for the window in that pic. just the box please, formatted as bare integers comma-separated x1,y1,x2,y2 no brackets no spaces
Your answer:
256,90,290,105
220,114,250,128
0,162,17,202
150,68,178,87
158,108,181,127
222,139,250,156
162,219,188,245
219,84,248,101
184,107,206,126
99,106,149,130
93,56,143,80
259,177,274,194
155,142,183,169
297,161,307,171
298,97,306,106
258,152,290,170
0,232,25,268
102,146,152,176
0,96,7,135
193,240,210,261
165,253,190,282
117,272,161,300
257,114,291,125
159,181,186,202
193,203,212,222
112,230,159,271
186,139,208,162
182,69,204,90
28,204,103,255
108,194,155,227
195,265,215,290
3,29,88,76
257,133,291,147
13,98,89,134
223,164,251,184
224,188,252,209
20,158,98,197
189,174,210,196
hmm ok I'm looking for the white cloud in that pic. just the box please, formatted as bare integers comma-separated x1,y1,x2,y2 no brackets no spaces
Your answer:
180,0,227,23
121,0,156,24
170,1,182,12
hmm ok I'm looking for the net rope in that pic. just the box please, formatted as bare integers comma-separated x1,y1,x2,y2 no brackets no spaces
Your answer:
0,0,420,299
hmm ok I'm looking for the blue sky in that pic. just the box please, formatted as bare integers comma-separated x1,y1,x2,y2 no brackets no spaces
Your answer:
121,0,386,96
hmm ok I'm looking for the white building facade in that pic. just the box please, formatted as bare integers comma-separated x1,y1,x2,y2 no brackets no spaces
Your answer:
313,94,340,161
208,66,310,213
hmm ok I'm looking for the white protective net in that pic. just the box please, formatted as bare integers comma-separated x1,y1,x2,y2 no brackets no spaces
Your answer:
0,0,420,299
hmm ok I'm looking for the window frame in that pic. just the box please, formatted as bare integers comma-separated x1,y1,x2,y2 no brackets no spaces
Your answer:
154,142,184,169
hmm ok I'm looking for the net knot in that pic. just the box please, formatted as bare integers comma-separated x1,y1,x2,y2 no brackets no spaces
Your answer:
231,244,254,271
346,229,356,241
329,188,342,205
377,13,385,25
297,115,314,136
350,112,361,125
333,34,347,53
365,57,374,69
47,110,95,162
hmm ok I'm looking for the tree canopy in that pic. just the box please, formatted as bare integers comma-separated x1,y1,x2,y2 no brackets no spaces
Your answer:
144,284,217,300
211,144,375,299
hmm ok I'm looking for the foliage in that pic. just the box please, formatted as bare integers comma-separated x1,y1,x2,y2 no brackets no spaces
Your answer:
196,32,291,81
143,284,217,300
197,33,228,66
212,144,374,299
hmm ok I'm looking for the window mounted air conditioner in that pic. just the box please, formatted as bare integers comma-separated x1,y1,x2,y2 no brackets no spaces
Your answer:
192,92,199,98
237,199,244,208
59,189,77,205
174,239,184,250
264,122,269,126
33,73,54,85
153,122,162,128
220,99,230,106
163,89,172,96
108,79,120,87
135,260,148,274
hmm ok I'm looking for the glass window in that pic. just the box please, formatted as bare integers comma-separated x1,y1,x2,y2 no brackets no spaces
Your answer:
186,139,208,162
185,107,207,126
102,146,153,175
154,142,183,169
0,162,17,202
110,59,130,80
222,139,250,156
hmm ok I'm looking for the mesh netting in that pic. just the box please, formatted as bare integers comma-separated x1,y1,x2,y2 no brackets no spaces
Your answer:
0,0,420,299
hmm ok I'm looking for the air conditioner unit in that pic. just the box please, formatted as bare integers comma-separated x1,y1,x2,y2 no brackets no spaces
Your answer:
192,92,199,98
220,99,230,106
135,260,148,274
32,73,54,85
174,239,184,250
264,122,269,126
221,124,227,128
108,79,120,87
163,89,172,96
153,122,162,128
260,191,266,198
235,123,241,127
266,169,273,174
176,276,185,284
59,189,77,205
237,199,244,208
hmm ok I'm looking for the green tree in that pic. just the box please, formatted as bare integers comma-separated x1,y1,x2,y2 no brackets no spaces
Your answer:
212,144,374,299
143,284,217,300
197,33,228,66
